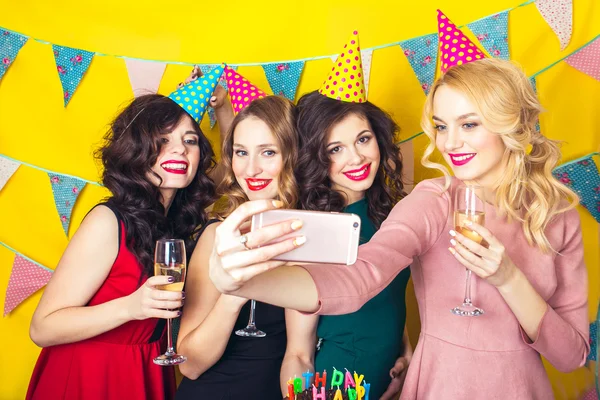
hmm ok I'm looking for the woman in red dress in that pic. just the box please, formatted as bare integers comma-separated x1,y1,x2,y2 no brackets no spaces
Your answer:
26,92,219,400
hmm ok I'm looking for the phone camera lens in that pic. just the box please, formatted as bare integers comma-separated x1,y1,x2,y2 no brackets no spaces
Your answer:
353,222,359,228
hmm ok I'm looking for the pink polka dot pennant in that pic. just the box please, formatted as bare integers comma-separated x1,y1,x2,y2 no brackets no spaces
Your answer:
224,66,268,114
318,30,366,103
565,37,600,82
437,9,486,74
4,255,52,316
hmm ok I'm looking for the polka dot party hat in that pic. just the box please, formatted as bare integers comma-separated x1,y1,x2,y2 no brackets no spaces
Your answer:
437,10,486,74
224,66,268,114
319,30,366,103
168,64,224,123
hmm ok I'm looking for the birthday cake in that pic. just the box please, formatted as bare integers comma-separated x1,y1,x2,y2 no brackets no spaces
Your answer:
284,369,370,400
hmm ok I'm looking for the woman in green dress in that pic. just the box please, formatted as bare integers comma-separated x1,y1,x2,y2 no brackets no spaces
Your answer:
279,90,412,399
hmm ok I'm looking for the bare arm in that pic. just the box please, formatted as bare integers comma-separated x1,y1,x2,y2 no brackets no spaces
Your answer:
29,206,182,347
177,222,248,380
280,310,318,396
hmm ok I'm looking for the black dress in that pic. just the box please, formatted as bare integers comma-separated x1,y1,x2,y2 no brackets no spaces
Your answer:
176,222,287,400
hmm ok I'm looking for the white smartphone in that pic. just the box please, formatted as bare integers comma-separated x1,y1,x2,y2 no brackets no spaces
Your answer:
251,209,361,265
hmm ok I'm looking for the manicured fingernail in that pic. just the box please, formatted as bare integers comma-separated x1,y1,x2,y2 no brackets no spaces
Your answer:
465,220,473,226
450,239,457,246
294,236,306,246
167,276,174,282
390,372,397,378
449,230,456,237
448,247,456,255
181,291,185,299
291,220,303,230
272,200,284,208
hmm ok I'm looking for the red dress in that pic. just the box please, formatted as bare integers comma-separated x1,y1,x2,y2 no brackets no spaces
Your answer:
26,205,176,400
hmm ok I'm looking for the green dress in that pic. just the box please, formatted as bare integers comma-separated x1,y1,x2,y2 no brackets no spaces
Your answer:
314,198,411,399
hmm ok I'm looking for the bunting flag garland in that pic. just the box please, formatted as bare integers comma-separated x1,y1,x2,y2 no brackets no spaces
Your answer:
565,37,600,82
124,59,167,97
262,60,305,101
535,0,573,50
0,156,20,191
52,44,94,106
48,173,87,236
399,33,439,94
529,76,541,132
467,11,510,60
553,155,600,223
4,255,53,316
200,64,237,128
0,29,27,81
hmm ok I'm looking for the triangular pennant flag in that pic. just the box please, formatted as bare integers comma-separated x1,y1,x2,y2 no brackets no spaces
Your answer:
0,29,28,81
553,156,600,223
4,255,52,316
437,10,486,74
589,319,598,362
0,157,20,191
319,30,366,103
199,65,237,128
399,33,439,94
168,64,224,123
124,59,167,97
262,61,305,101
565,37,600,82
535,0,572,50
48,173,86,235
52,44,94,106
467,11,510,60
529,76,541,132
224,66,268,114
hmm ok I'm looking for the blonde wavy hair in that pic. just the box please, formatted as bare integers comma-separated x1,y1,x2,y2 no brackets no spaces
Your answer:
420,58,578,253
217,96,299,218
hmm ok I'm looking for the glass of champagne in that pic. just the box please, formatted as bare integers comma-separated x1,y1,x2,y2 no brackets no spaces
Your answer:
235,300,266,338
451,184,485,317
153,239,187,365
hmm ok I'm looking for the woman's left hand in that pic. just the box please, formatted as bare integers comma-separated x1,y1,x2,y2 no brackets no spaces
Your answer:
448,222,518,288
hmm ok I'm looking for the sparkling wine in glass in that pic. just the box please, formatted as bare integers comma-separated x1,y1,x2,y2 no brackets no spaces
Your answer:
153,239,187,365
451,184,485,317
235,300,266,338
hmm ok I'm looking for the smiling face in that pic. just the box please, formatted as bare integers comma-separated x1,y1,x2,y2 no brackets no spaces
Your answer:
231,116,283,201
326,113,380,205
432,85,507,189
149,115,201,204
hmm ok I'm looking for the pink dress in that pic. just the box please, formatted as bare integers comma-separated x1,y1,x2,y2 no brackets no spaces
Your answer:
302,177,589,399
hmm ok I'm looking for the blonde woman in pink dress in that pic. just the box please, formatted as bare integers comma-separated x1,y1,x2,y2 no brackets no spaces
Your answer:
206,58,590,399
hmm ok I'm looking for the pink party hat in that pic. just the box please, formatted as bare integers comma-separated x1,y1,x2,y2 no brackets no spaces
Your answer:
319,30,366,103
437,9,486,73
224,66,268,114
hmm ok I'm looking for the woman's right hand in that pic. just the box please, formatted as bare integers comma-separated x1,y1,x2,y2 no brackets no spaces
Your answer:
126,276,184,320
209,200,305,294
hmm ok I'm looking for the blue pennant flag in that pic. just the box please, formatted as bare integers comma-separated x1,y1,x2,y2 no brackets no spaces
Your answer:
0,29,28,81
529,76,541,132
553,156,600,223
589,319,598,362
52,44,94,106
48,173,86,235
467,11,510,60
200,64,237,129
399,33,438,94
262,61,305,102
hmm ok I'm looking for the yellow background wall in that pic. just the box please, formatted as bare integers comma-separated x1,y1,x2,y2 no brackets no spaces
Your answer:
0,0,599,398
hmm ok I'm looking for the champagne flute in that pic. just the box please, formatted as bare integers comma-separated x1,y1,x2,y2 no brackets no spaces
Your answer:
153,239,187,365
451,184,485,317
235,300,266,338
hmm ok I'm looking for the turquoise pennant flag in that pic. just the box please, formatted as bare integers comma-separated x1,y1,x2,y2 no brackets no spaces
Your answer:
529,76,541,132
467,11,510,60
553,156,600,223
48,173,86,235
262,61,305,101
52,44,94,106
399,33,438,94
0,29,28,81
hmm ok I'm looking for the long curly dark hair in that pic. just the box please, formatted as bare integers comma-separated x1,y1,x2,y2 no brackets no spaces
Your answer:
296,91,405,228
95,94,217,276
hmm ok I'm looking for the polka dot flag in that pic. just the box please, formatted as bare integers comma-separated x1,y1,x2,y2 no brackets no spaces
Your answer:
224,66,268,114
319,30,366,103
48,173,86,236
168,64,224,123
4,255,52,316
565,37,600,82
262,61,305,101
0,29,28,81
553,156,600,223
437,9,486,74
467,11,510,60
52,44,94,107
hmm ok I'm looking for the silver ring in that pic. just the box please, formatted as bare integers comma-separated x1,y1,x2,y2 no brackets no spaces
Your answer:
239,234,250,250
